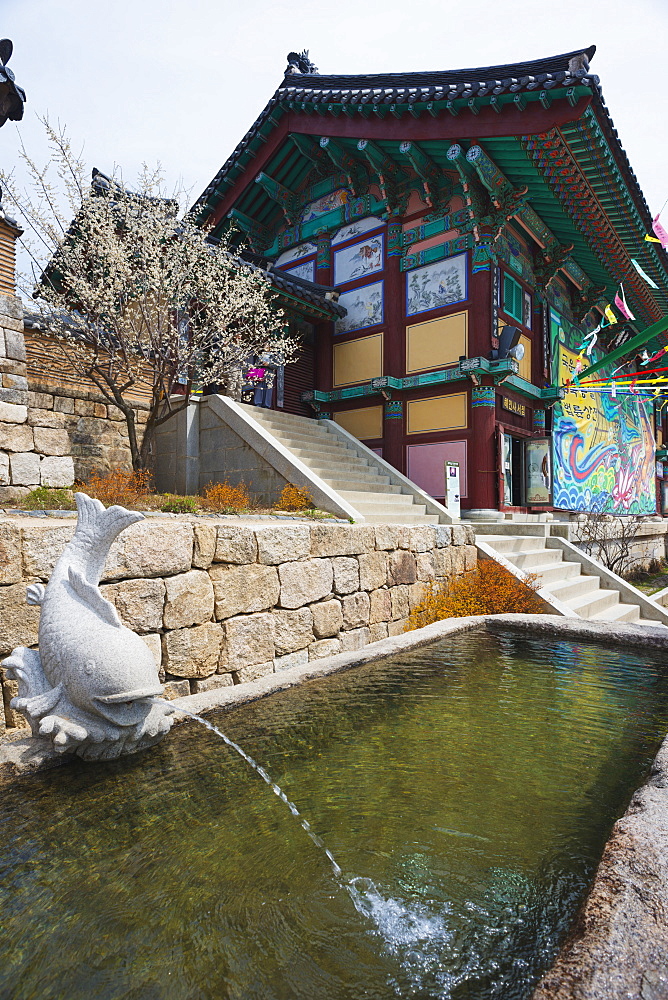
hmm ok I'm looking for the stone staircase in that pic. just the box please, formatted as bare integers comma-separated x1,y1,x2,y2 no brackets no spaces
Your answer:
237,403,444,524
475,528,666,625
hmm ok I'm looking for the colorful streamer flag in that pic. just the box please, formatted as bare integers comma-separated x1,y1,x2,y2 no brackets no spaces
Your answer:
645,213,668,247
577,323,600,357
654,214,668,246
631,258,659,289
604,304,617,325
614,283,635,321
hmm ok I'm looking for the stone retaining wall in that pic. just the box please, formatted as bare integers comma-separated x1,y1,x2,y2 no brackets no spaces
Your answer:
0,293,149,501
25,376,148,486
0,293,77,502
0,517,476,730
551,517,668,574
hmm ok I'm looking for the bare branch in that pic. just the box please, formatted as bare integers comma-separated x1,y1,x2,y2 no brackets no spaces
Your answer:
8,121,296,471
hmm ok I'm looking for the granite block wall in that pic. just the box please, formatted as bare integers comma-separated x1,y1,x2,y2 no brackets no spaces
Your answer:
0,517,477,729
0,293,150,500
25,378,149,486
0,294,76,502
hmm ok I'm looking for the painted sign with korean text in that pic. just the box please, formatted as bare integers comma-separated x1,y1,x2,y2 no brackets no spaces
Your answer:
550,309,655,514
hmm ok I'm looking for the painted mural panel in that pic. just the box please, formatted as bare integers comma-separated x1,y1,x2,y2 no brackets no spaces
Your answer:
283,259,315,282
334,281,383,335
406,253,467,317
333,234,384,285
550,310,656,514
332,217,384,246
275,243,316,267
301,189,350,223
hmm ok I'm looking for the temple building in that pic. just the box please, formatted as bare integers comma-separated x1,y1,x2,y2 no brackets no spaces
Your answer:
191,46,668,518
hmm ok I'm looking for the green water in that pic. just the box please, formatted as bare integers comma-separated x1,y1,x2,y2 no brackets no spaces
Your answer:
1,628,667,1000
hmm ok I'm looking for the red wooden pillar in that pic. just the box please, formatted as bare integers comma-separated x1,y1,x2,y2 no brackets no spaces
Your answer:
383,222,405,472
468,378,498,513
314,234,333,396
466,251,500,517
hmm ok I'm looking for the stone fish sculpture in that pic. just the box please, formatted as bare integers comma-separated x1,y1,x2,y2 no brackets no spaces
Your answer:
2,493,175,760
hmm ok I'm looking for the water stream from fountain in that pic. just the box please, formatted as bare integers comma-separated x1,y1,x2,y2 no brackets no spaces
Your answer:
173,704,342,876
171,703,436,955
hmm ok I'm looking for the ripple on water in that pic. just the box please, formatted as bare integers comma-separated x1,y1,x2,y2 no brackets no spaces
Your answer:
0,628,667,1000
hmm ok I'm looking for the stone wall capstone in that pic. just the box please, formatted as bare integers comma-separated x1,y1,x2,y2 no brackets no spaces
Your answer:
0,516,477,725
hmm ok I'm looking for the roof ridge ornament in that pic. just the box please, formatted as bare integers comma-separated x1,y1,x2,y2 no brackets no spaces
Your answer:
568,48,594,76
285,50,319,76
0,38,27,127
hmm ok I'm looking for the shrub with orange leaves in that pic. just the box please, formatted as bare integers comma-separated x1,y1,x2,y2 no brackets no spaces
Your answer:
202,480,250,513
83,469,153,508
277,483,314,511
405,559,544,631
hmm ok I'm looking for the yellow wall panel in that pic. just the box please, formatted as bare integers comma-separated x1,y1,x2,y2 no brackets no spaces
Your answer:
407,393,467,434
334,406,383,440
518,335,532,382
333,333,383,387
406,311,468,373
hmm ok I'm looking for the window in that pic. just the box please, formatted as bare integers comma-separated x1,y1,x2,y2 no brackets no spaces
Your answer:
503,273,525,324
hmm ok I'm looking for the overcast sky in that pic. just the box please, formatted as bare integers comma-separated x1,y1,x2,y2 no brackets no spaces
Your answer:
2,0,667,221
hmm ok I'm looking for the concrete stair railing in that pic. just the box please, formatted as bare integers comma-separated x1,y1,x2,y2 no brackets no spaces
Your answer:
211,398,453,524
474,524,668,626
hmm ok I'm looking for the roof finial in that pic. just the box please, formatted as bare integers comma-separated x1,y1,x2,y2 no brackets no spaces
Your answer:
285,50,318,76
568,48,594,75
0,38,26,126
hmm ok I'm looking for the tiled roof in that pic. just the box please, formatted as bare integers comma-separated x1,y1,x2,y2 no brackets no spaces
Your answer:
191,46,599,219
277,45,599,99
241,251,346,317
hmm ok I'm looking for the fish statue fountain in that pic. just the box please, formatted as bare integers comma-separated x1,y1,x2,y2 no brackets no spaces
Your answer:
2,492,175,760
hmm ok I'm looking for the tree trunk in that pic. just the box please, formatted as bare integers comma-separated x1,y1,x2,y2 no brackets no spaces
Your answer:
123,406,144,472
138,414,155,474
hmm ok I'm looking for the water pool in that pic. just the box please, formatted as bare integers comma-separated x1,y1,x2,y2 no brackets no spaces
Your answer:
1,628,667,1000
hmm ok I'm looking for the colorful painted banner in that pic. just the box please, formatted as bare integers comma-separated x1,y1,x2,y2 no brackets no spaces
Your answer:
653,213,668,247
603,304,617,326
550,309,656,514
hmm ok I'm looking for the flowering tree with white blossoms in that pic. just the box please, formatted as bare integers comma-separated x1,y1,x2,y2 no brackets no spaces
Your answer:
1,120,296,471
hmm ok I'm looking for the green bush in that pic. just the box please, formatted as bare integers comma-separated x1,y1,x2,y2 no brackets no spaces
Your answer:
159,494,199,514
21,487,76,510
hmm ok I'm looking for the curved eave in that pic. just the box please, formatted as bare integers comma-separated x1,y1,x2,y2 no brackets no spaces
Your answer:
482,101,668,331
190,46,600,225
